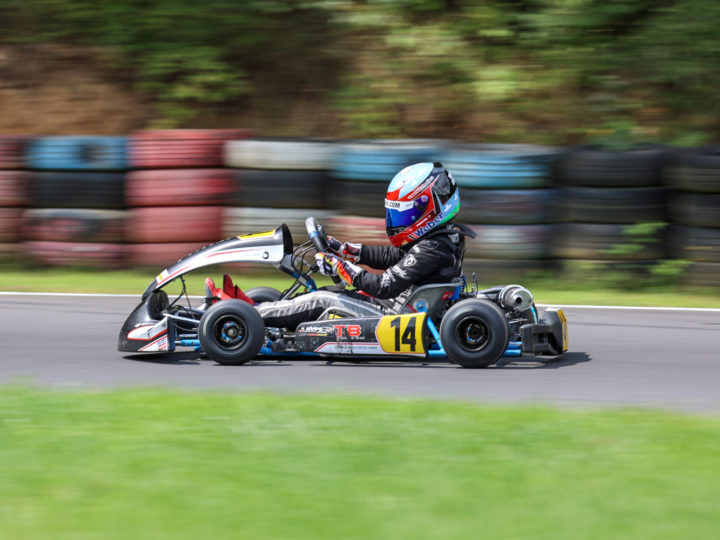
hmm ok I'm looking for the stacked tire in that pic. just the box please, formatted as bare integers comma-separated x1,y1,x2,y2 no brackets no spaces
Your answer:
665,146,720,287
127,130,247,267
555,145,668,276
23,136,128,268
224,138,336,246
0,136,29,261
441,144,560,283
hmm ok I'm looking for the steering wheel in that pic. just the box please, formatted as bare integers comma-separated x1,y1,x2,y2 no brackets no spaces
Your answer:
305,216,343,287
305,216,330,253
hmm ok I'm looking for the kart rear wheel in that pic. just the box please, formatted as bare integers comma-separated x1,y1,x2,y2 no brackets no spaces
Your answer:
198,300,265,365
245,286,282,303
440,299,509,368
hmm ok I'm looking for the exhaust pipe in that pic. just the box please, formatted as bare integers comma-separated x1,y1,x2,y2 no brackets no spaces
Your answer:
499,284,533,312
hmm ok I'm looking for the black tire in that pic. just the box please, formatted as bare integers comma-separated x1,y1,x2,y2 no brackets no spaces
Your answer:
557,145,665,187
664,146,720,193
232,169,330,209
439,299,509,368
669,193,720,228
669,226,720,263
328,179,387,218
555,223,667,261
31,172,126,209
245,286,282,303
198,300,265,365
559,187,667,224
459,189,559,224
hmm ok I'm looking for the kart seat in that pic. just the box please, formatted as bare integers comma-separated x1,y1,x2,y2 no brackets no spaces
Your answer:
396,281,463,318
205,274,254,304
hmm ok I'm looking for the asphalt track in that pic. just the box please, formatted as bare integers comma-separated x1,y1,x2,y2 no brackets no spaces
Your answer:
1,293,719,413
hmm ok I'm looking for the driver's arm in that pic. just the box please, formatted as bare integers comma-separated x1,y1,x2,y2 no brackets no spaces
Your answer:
353,241,453,299
357,244,405,270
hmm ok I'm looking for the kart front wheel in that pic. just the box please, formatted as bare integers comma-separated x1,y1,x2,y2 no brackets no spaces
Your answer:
439,299,509,368
198,300,265,365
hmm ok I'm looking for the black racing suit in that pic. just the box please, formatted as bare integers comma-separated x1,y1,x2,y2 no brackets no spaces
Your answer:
257,223,470,329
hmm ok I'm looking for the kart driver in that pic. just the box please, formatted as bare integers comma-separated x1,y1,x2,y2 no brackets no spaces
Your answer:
217,162,474,329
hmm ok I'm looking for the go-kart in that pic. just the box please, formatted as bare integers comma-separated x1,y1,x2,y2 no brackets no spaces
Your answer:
118,217,568,368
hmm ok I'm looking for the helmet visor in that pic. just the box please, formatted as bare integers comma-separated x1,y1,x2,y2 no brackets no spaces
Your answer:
385,195,430,235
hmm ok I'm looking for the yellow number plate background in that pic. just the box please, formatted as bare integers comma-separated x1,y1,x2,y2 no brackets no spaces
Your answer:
557,309,569,352
376,312,427,355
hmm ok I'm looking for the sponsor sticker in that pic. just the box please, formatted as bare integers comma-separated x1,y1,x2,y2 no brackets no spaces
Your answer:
385,199,414,211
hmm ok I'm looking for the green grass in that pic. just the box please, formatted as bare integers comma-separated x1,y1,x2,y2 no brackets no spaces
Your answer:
1,265,719,307
1,387,719,539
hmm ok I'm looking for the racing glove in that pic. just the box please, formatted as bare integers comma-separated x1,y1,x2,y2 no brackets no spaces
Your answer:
327,236,362,263
315,252,362,286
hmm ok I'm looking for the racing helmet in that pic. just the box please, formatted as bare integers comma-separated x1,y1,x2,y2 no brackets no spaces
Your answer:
385,162,460,247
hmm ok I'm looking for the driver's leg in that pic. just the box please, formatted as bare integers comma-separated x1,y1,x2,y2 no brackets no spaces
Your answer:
257,291,382,329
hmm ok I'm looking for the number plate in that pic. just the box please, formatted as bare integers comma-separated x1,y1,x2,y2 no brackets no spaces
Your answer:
556,308,569,352
376,313,427,355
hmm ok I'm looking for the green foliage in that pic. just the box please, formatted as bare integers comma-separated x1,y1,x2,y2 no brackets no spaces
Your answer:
0,0,718,139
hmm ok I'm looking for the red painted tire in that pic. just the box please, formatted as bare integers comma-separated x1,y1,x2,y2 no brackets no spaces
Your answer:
126,169,236,207
127,206,224,243
0,207,23,242
325,216,387,245
23,209,127,243
129,242,210,268
0,136,29,169
0,172,29,206
129,129,252,169
0,243,19,260
23,241,127,268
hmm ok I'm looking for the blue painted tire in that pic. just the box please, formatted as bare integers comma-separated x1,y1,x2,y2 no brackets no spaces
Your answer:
440,144,559,189
330,140,446,181
26,136,128,171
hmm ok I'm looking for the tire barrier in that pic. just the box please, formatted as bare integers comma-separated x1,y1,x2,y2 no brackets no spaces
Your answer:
556,223,667,261
0,243,18,260
462,259,559,284
26,136,127,171
669,193,720,228
557,145,665,187
328,179,387,218
325,216,388,246
684,262,720,288
0,207,23,242
459,189,558,225
23,241,127,268
664,146,720,193
23,209,126,243
232,169,330,209
224,207,332,245
331,140,444,182
126,169,235,207
559,187,667,224
440,144,558,189
128,242,210,268
31,172,126,210
224,138,337,171
669,226,720,263
129,129,251,169
465,224,557,260
0,171,28,206
127,206,224,244
0,136,29,169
